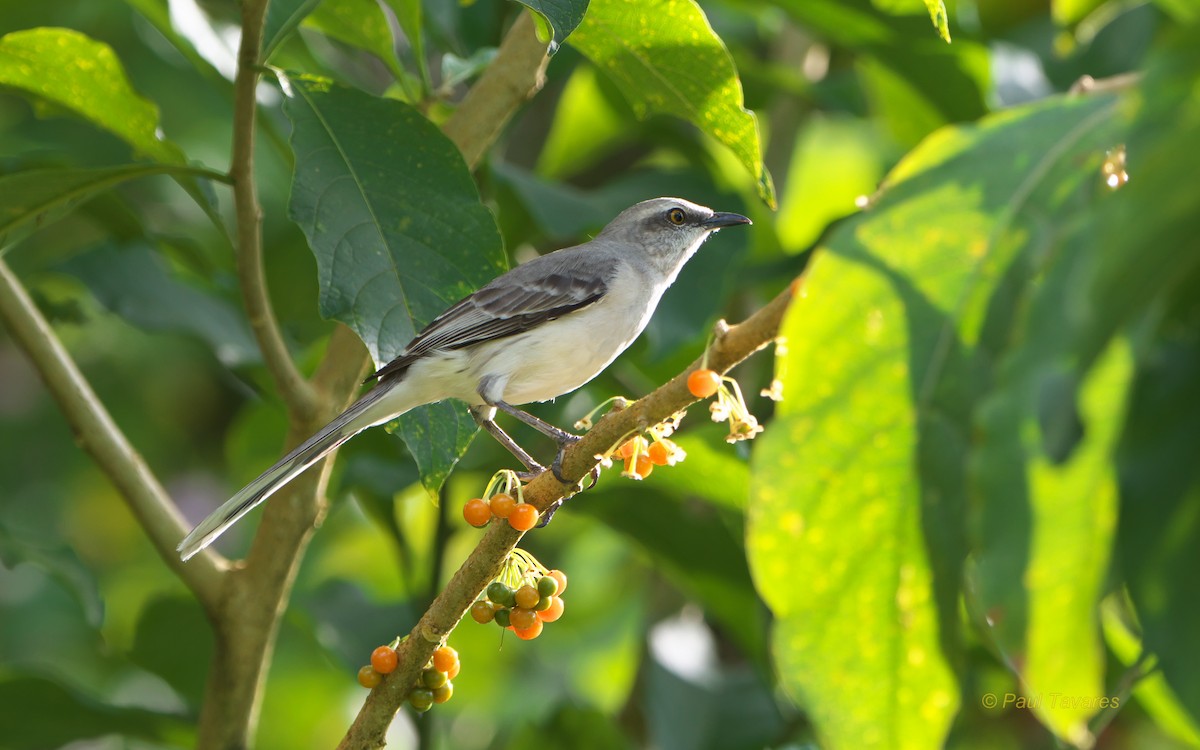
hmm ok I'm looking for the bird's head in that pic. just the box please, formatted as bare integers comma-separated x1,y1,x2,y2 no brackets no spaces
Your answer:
597,197,751,273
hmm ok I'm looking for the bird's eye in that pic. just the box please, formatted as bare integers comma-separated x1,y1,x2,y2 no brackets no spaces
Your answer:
667,208,686,225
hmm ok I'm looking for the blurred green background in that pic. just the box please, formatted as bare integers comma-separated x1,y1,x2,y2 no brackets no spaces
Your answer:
2,0,1199,748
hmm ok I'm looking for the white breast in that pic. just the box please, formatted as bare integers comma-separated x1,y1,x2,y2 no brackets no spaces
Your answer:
467,262,664,405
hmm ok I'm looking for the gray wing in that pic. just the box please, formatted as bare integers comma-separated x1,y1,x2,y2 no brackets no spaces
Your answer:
368,249,612,383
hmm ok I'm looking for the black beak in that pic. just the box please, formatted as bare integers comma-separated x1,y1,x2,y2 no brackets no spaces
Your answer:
702,211,752,229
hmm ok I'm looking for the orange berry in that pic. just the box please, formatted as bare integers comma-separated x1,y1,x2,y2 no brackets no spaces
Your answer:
432,681,454,704
647,441,670,466
432,646,459,675
537,596,565,622
547,569,567,595
447,660,461,680
370,646,398,674
463,498,492,527
514,584,540,609
357,665,381,689
513,619,544,640
617,438,638,460
489,492,516,518
510,606,538,630
508,503,539,531
470,600,495,624
687,368,721,398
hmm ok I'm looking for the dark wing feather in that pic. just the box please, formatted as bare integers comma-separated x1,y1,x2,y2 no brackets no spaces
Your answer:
367,270,608,383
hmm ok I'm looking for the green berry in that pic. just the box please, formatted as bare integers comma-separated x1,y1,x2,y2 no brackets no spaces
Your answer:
487,581,516,608
422,668,448,690
537,575,559,598
493,607,511,628
409,688,434,712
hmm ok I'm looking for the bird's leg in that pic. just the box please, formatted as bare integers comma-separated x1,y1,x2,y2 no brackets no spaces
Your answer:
469,405,546,480
492,401,581,483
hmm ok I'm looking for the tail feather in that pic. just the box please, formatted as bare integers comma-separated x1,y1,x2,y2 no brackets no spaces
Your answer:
178,385,397,561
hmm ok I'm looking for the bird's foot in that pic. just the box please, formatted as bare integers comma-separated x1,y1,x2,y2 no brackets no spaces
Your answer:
550,433,583,483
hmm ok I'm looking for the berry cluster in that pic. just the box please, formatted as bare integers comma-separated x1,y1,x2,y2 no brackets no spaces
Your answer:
356,642,461,713
688,367,765,443
469,550,567,641
462,469,540,532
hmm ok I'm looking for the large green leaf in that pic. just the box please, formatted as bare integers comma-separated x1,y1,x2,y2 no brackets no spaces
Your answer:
0,164,224,252
747,91,1125,748
0,674,190,749
512,0,590,52
283,74,505,493
0,28,185,165
568,0,774,208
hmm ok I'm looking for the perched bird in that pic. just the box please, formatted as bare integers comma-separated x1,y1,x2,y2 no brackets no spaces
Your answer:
178,197,750,560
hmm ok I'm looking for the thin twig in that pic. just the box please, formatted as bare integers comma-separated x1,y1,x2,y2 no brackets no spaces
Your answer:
338,284,798,749
231,0,319,423
0,259,227,609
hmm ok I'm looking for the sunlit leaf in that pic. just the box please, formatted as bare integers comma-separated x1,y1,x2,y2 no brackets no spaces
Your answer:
283,73,505,493
0,28,186,164
748,91,1124,749
569,0,775,208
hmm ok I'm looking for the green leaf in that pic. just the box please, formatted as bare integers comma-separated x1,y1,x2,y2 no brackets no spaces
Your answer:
871,0,951,42
0,164,223,251
748,91,1124,748
536,64,630,180
283,74,505,492
1115,270,1200,722
776,115,886,254
568,0,775,208
0,673,189,749
1102,600,1200,746
0,28,186,165
750,284,959,750
0,523,103,629
62,242,260,367
512,0,590,52
305,0,403,79
263,0,323,61
130,596,214,709
774,0,988,144
383,0,430,88
388,402,478,498
577,466,767,666
1051,0,1108,26
923,0,951,41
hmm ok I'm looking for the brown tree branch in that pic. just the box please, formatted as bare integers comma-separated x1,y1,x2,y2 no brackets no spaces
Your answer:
443,11,551,170
0,259,228,610
191,9,554,748
337,283,798,749
231,0,319,423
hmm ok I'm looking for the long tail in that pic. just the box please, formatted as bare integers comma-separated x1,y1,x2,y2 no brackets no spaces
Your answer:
178,383,404,561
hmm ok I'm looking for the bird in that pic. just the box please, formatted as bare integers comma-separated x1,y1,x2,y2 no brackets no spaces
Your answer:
178,197,751,561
